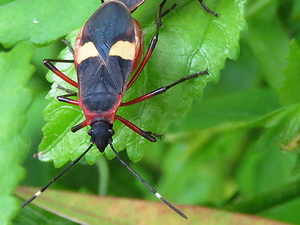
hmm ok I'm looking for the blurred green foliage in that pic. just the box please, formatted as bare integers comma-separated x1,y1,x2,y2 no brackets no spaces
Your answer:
0,44,35,225
0,0,300,224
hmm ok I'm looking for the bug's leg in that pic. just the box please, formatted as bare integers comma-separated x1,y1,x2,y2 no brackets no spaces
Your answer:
43,59,78,88
44,59,74,64
22,144,94,208
56,85,77,95
62,38,74,56
71,120,89,133
198,0,219,17
126,0,170,90
162,3,178,17
57,96,78,106
57,92,79,106
122,70,208,106
109,144,187,219
115,115,162,142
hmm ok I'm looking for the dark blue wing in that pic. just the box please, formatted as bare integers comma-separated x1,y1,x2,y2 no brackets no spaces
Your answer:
78,1,135,94
75,1,136,113
116,0,145,12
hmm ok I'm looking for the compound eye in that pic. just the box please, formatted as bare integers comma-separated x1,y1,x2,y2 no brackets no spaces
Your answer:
88,129,93,136
108,129,114,136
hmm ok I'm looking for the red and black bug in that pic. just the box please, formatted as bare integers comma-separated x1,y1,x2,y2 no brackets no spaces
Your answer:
23,0,218,219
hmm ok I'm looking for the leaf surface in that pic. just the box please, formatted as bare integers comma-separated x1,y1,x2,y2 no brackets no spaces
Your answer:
0,44,34,224
0,0,100,47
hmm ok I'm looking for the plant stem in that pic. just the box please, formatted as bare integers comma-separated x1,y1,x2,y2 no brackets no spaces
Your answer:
96,156,109,195
226,178,300,213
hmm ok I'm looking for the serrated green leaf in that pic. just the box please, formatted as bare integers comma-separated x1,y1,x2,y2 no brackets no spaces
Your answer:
0,0,100,47
38,40,94,167
279,39,300,105
0,44,34,224
37,0,246,167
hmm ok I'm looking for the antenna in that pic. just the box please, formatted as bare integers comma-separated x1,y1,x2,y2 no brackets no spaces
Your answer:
22,144,94,208
22,143,187,219
109,144,188,219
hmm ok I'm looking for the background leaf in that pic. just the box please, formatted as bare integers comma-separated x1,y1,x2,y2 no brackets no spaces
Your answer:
16,187,289,225
0,0,100,47
279,40,300,105
244,0,289,91
0,44,34,224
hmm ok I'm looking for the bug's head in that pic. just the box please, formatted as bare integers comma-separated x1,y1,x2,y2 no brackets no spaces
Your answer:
89,121,114,152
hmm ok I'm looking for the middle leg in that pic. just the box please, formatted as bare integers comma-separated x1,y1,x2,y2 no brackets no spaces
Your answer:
115,115,162,142
43,59,78,88
121,70,208,106
57,92,79,106
126,0,174,90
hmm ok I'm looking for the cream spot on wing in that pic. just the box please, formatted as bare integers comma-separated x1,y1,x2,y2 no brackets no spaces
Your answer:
109,41,136,60
75,42,99,64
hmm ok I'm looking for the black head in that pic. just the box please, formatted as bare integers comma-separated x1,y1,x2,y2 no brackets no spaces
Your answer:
88,121,114,152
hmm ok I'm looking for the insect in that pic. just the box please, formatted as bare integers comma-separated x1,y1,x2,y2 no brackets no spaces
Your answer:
22,0,218,219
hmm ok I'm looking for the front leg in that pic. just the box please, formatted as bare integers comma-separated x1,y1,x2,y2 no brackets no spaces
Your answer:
121,70,208,106
198,0,220,17
116,115,161,142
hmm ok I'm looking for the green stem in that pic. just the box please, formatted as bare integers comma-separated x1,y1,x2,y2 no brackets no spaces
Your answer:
226,178,300,213
96,156,109,195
